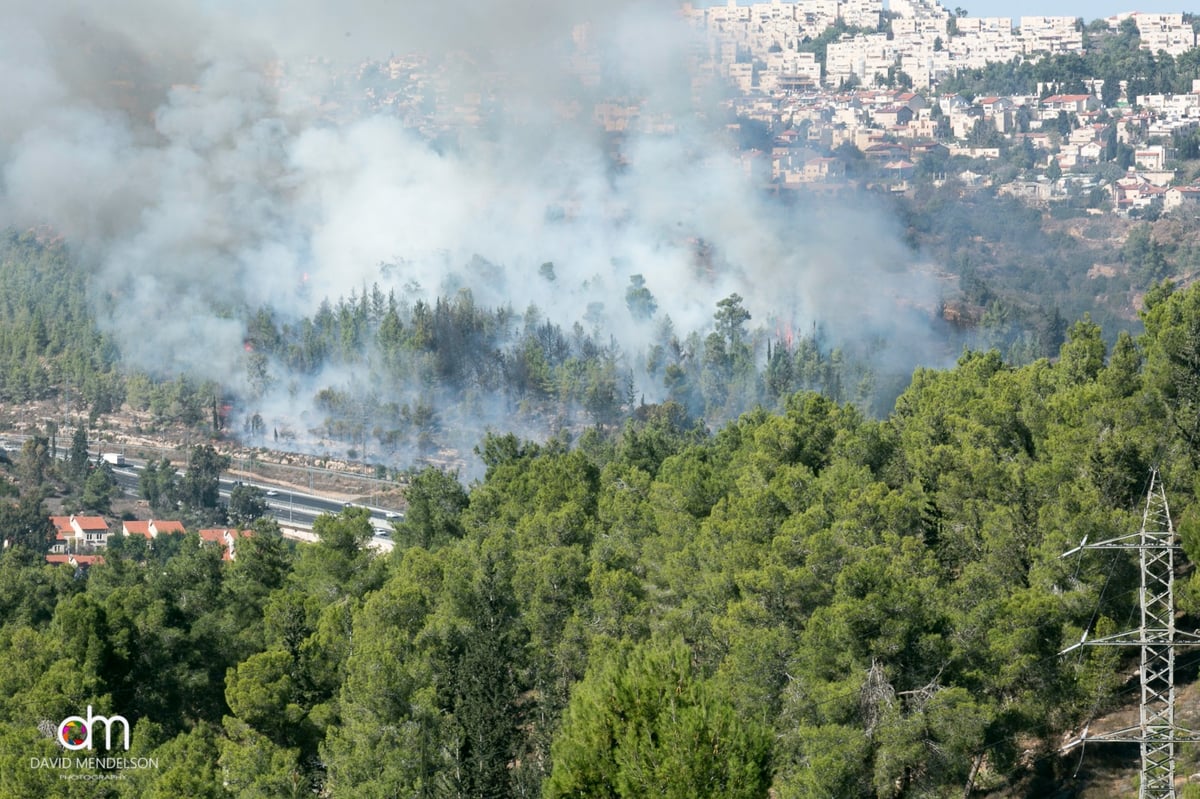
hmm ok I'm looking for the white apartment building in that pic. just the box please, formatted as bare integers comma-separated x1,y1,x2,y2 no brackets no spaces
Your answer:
947,18,1021,70
703,1,753,28
893,17,947,37
748,0,796,23
729,62,755,93
953,17,1014,35
797,0,840,30
1133,13,1197,57
1018,16,1084,55
840,0,884,30
684,0,1192,98
683,0,883,68
899,50,954,89
759,51,823,92
1137,92,1200,118
826,33,898,86
889,0,949,23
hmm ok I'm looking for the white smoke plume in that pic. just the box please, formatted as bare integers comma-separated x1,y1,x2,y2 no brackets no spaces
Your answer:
0,0,945,465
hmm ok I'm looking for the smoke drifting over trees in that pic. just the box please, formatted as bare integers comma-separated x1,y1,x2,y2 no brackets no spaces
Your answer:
0,0,945,465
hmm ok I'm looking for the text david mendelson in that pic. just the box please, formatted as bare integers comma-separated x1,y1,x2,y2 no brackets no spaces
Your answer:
30,757,159,770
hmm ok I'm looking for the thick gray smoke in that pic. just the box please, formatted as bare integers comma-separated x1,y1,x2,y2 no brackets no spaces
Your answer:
0,0,944,465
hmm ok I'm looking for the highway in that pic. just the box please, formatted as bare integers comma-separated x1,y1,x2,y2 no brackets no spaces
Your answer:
0,436,403,549
106,460,402,541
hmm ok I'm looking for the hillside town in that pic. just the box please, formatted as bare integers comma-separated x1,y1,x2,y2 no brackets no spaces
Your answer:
674,1,1200,215
681,0,1196,89
284,1,1200,219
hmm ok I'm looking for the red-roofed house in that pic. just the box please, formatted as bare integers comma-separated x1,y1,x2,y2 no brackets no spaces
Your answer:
871,106,913,127
1114,176,1168,212
802,156,846,181
1135,145,1170,171
121,520,151,538
1041,94,1099,115
46,553,105,569
122,519,187,539
978,96,1014,116
152,519,186,536
198,528,254,561
1165,185,1200,212
50,515,111,552
863,142,910,162
895,92,928,112
774,128,800,145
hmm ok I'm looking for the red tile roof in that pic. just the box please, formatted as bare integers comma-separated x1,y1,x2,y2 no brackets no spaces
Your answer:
45,553,104,567
50,515,108,532
123,520,152,538
123,519,186,538
197,528,253,561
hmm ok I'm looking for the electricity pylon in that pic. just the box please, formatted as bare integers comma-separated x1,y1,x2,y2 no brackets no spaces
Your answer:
1061,470,1200,799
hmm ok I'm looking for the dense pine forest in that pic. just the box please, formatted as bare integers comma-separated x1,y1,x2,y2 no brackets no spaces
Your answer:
13,0,1200,793
5,224,1200,795
0,185,1166,472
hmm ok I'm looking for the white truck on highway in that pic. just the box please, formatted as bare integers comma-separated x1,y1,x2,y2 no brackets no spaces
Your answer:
100,453,126,467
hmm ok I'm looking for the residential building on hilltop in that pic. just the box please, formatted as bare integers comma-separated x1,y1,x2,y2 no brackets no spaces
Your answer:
1018,17,1083,55
1131,12,1197,56
50,515,110,552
